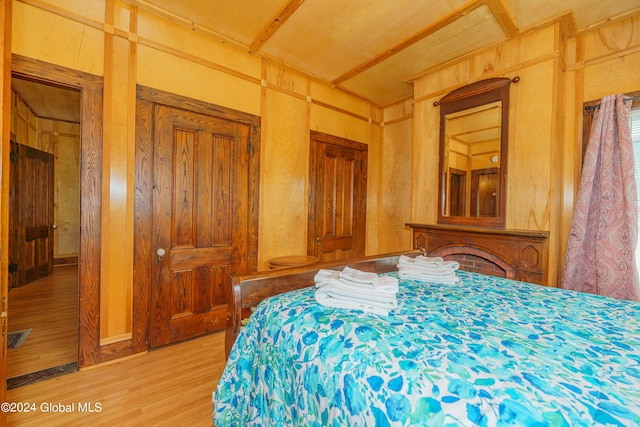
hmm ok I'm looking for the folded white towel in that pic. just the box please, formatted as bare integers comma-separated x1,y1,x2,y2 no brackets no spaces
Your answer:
413,255,444,265
313,267,399,315
398,255,460,272
314,283,397,316
398,264,458,276
397,268,460,284
339,266,379,286
314,269,399,293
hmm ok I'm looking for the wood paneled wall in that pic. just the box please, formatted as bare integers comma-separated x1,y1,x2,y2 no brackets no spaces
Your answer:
6,0,640,355
8,0,384,349
409,14,640,287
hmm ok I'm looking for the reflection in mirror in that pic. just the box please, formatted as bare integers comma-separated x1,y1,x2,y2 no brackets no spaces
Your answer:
444,101,501,217
437,77,514,228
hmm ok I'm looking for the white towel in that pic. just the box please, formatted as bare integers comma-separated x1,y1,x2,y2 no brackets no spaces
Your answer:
339,266,379,287
398,255,460,271
314,283,397,316
314,269,399,293
314,268,399,315
398,264,458,277
397,268,460,284
397,255,460,283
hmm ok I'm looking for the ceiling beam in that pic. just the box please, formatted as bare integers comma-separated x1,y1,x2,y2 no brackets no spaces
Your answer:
249,0,306,54
332,0,485,86
484,0,518,37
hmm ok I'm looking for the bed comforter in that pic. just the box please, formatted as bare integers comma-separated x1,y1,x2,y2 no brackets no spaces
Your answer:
213,271,640,426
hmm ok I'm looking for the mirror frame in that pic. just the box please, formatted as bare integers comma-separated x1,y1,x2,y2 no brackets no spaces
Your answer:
437,77,513,228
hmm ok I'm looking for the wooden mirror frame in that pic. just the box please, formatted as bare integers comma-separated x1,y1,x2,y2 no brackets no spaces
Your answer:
436,77,514,228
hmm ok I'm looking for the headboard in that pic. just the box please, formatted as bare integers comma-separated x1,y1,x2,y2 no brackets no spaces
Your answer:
407,224,549,285
226,250,419,357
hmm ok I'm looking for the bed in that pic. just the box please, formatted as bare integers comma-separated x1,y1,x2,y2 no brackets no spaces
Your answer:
213,251,640,426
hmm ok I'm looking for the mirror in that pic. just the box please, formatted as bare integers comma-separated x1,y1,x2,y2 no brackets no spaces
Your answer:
437,77,514,228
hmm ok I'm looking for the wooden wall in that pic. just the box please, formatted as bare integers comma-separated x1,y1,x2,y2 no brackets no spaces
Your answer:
6,0,640,348
409,13,640,287
9,0,383,343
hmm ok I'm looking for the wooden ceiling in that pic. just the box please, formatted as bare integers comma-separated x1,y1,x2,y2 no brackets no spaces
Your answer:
127,0,640,105
11,0,640,124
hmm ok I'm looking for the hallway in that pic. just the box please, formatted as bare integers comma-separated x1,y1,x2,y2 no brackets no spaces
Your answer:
7,264,78,381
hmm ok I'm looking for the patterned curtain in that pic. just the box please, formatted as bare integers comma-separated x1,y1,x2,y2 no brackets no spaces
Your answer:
561,94,640,301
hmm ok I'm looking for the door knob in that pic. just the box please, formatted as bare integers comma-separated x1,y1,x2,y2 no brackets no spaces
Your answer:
316,237,321,244
157,248,166,261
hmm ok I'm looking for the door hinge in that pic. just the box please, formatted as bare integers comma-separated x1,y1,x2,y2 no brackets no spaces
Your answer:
10,152,19,163
8,263,18,274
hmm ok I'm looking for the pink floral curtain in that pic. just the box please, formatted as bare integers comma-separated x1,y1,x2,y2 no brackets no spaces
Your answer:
561,94,640,301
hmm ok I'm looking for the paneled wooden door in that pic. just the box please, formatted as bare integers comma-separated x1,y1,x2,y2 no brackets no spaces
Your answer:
308,131,367,262
150,105,250,348
9,141,55,288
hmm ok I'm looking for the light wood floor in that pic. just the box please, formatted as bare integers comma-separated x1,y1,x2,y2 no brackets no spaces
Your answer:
6,331,226,426
7,264,79,378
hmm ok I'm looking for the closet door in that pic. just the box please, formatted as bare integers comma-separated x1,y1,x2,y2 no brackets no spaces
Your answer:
150,105,250,347
308,131,367,262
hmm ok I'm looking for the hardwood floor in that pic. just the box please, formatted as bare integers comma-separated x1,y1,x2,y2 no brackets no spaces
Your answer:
6,264,228,426
7,264,78,379
6,331,226,426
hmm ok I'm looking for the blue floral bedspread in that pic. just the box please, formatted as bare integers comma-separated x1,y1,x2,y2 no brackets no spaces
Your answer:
213,271,640,426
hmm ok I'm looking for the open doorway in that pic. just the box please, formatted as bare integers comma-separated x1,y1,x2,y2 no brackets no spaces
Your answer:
6,76,80,387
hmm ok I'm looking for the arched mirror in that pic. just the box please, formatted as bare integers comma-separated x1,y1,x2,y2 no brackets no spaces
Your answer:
437,77,516,228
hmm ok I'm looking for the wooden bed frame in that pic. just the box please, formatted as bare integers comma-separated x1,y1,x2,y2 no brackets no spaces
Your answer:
225,250,419,356
225,243,531,356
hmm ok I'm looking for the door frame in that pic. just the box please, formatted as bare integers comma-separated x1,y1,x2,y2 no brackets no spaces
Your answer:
10,55,104,368
133,85,260,352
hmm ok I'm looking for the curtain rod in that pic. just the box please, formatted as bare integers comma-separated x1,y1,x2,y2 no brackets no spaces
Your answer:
584,95,640,111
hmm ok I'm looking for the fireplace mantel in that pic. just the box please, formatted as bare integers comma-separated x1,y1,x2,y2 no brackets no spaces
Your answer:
406,224,549,286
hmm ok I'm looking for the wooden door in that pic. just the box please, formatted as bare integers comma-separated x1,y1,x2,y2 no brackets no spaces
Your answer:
9,142,54,288
308,131,367,262
150,105,249,348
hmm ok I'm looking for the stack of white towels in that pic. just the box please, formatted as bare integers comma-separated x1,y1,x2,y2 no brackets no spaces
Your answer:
397,254,460,284
314,266,399,316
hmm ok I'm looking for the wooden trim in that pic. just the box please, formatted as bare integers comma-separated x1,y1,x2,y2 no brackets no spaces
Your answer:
332,1,485,85
484,0,518,37
11,55,104,368
249,0,306,53
136,85,261,126
132,98,153,355
54,256,79,265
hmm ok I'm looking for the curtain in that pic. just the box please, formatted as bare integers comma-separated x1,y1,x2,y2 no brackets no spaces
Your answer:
561,94,640,301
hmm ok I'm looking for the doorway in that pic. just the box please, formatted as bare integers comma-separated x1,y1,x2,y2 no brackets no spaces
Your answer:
7,76,81,387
